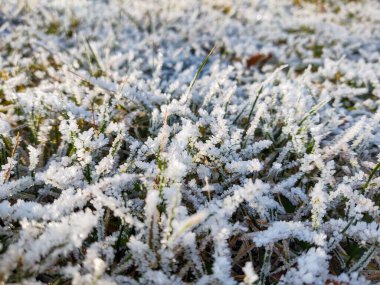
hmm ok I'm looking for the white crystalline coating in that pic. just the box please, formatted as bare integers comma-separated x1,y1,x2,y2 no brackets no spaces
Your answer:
27,145,41,171
0,210,98,277
95,155,114,176
225,159,262,174
165,154,188,181
0,0,379,284
241,262,259,285
0,116,11,136
248,221,318,246
280,247,330,285
41,161,85,189
0,176,34,199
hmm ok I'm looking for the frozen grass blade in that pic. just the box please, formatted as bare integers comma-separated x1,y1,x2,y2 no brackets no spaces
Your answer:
185,44,217,100
298,98,331,128
363,161,380,190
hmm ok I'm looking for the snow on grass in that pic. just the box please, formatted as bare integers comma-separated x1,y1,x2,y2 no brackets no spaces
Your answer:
0,0,379,284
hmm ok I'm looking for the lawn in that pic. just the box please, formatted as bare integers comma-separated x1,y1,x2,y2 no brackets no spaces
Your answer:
0,0,379,284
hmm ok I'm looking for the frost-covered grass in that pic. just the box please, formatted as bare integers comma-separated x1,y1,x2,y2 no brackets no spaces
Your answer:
0,0,379,284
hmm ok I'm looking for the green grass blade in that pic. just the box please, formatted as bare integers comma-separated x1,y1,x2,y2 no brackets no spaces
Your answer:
363,161,380,190
188,44,216,94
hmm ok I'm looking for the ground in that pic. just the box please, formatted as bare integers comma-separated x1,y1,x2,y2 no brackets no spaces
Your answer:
0,0,379,284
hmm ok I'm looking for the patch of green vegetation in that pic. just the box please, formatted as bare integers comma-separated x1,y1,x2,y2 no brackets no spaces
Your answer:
46,21,61,35
15,85,26,93
66,17,80,38
286,25,315,34
311,44,324,58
